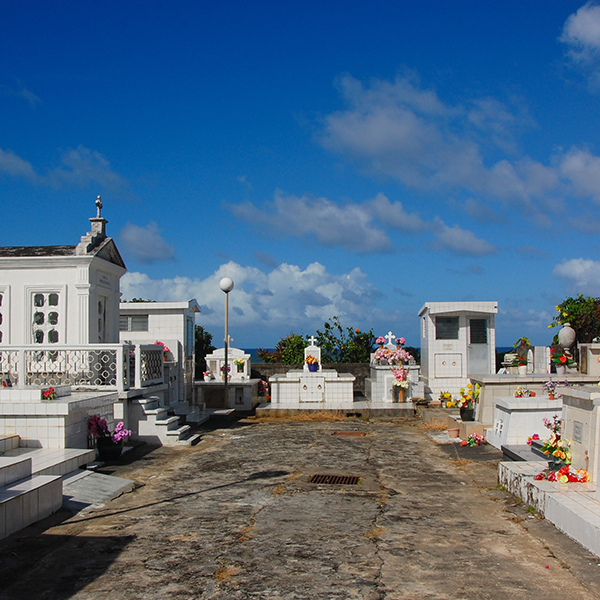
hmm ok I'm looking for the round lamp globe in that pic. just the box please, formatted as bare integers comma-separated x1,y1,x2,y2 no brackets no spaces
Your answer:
219,277,234,293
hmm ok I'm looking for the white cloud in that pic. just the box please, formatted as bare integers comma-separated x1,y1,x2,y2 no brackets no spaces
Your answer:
558,147,600,203
48,146,127,191
121,261,382,336
119,222,176,263
553,258,600,294
0,148,37,179
561,2,600,62
320,74,573,208
431,218,496,256
229,190,393,253
369,192,426,231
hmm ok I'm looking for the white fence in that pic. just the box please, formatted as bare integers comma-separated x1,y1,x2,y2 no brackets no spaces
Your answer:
0,344,164,391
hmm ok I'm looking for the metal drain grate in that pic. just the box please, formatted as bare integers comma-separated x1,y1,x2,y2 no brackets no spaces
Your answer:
308,474,361,485
333,431,366,437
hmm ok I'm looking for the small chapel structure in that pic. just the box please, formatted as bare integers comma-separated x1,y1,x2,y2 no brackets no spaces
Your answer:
0,196,125,349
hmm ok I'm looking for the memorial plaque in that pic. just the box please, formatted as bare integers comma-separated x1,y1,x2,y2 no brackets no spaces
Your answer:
573,421,584,444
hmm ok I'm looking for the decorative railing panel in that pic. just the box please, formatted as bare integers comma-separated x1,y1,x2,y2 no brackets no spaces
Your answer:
0,350,20,386
0,344,163,391
140,345,163,386
24,348,118,387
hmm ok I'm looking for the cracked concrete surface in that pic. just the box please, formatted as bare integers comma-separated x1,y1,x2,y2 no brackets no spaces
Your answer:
2,419,600,599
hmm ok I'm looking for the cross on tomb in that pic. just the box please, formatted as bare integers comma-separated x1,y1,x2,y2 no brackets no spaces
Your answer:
384,331,396,345
308,336,318,346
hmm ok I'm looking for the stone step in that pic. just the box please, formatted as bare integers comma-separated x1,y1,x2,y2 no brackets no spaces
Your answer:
144,407,169,420
0,433,20,454
165,424,191,438
155,416,181,431
3,448,96,478
176,433,202,447
0,456,32,487
0,473,63,540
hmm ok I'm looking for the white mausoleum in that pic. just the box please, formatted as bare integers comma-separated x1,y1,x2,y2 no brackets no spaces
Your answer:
419,301,498,401
119,300,200,404
0,196,125,347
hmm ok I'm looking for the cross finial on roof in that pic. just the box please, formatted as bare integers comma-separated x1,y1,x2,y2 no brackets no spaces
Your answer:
95,195,103,218
384,331,396,345
308,335,317,346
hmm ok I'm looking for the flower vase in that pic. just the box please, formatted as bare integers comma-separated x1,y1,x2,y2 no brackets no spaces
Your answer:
558,323,576,349
556,365,566,375
96,438,123,461
237,364,244,373
392,386,405,403
548,457,564,471
307,363,318,372
518,365,527,375
460,407,475,422
548,393,555,400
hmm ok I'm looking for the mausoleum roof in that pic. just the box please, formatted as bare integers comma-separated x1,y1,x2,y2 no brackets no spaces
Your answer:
0,245,77,257
418,301,498,316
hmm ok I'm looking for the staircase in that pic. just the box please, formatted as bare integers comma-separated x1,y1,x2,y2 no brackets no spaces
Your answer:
0,434,63,540
131,397,203,446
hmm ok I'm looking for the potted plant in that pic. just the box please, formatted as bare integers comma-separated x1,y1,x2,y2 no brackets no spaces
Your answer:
439,391,455,408
391,366,409,402
550,347,576,374
539,414,571,470
457,383,480,421
88,415,132,461
234,358,245,373
513,386,535,398
154,340,171,362
41,386,57,400
306,354,319,372
512,355,528,375
542,380,556,400
203,370,215,381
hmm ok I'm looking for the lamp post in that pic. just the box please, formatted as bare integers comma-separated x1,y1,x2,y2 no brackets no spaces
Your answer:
219,277,234,406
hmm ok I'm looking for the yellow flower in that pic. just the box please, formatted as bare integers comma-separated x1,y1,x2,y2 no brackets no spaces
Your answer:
553,449,561,457
555,306,560,311
563,312,568,318
558,474,569,483
467,383,472,389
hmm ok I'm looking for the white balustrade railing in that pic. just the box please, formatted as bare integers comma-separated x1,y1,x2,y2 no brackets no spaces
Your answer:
0,344,164,391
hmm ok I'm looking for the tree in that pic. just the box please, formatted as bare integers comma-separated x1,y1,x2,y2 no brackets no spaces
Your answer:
258,333,308,364
314,317,375,363
549,295,600,343
195,325,216,377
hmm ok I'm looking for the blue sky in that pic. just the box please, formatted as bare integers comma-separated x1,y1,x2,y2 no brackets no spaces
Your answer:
2,1,600,348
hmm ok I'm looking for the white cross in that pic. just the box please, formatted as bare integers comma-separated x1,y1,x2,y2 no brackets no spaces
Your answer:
308,335,318,346
384,331,396,345
224,335,234,344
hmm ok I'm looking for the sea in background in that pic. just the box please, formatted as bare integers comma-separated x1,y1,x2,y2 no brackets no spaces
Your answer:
244,347,514,364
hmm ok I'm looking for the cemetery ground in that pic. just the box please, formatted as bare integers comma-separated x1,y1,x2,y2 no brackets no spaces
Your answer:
3,419,600,600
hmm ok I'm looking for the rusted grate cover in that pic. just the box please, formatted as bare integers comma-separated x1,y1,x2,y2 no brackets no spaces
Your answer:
309,474,360,485
333,431,366,437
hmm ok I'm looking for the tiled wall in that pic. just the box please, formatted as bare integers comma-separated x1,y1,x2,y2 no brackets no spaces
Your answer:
0,391,118,448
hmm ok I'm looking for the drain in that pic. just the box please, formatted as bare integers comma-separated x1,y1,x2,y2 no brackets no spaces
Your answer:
308,474,361,485
333,431,366,437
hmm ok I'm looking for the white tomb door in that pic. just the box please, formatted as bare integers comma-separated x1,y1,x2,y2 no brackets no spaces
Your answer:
468,318,490,374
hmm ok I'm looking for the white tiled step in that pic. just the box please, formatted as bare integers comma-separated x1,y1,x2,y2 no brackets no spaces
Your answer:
155,416,181,430
3,448,96,477
0,433,20,453
0,456,32,487
0,474,62,539
165,424,191,438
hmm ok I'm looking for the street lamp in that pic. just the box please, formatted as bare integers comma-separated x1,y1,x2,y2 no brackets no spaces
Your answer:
219,277,234,405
